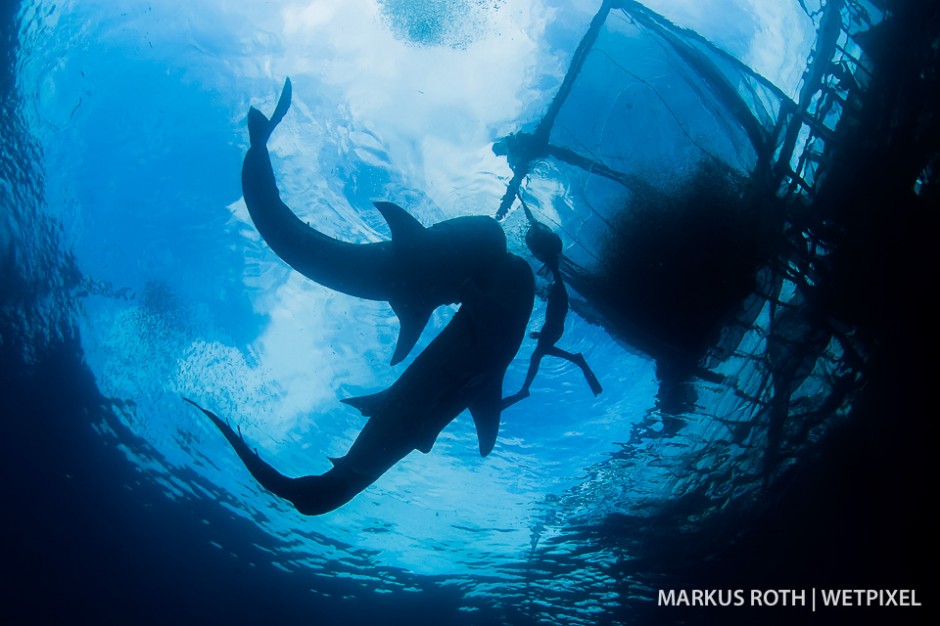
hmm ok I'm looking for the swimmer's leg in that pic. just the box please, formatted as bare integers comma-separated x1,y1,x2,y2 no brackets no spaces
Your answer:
502,348,546,409
545,346,603,396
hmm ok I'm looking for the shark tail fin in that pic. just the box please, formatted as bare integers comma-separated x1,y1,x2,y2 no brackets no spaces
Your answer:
183,397,229,433
269,78,292,129
248,77,293,147
183,397,319,512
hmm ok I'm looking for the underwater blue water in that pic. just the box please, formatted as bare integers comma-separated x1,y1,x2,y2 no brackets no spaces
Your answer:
11,1,930,625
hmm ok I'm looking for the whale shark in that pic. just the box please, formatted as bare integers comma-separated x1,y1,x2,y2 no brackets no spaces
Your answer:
242,78,508,365
186,252,534,515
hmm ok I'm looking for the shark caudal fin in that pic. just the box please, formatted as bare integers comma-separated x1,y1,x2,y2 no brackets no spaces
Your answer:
183,397,299,501
373,201,437,366
183,398,366,516
248,77,293,147
183,397,243,450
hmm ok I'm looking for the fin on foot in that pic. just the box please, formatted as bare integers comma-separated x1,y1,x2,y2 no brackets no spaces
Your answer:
571,354,603,396
584,370,603,396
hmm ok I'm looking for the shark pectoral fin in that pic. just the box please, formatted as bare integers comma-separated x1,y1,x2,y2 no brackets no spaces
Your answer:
374,201,433,365
341,389,390,417
373,202,426,244
389,299,435,366
469,377,504,457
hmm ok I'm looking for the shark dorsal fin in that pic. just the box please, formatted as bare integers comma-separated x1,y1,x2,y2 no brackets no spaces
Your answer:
468,376,504,457
341,390,390,417
373,202,425,244
388,299,435,366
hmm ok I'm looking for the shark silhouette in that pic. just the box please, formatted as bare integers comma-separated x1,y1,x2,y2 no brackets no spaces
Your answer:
242,78,508,364
185,252,534,515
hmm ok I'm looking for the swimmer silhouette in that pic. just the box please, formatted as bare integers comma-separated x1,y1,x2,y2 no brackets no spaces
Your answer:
503,221,602,408
242,78,508,365
185,253,534,515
